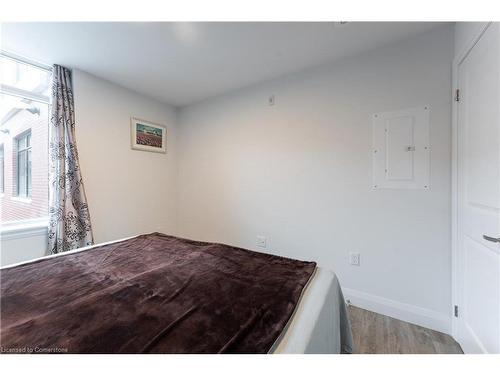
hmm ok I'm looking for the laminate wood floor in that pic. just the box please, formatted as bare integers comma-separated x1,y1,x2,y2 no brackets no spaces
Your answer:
348,306,463,354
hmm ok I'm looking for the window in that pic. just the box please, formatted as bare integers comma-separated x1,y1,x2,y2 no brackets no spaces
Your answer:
16,131,32,198
0,144,4,193
0,53,51,225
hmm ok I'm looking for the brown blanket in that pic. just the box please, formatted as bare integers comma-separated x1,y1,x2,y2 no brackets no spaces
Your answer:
0,233,316,353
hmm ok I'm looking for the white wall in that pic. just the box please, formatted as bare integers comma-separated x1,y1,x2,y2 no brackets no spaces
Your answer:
177,25,454,333
454,22,489,58
1,70,178,265
1,230,48,266
74,70,178,243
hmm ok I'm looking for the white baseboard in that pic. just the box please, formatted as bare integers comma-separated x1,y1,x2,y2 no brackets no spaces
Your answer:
343,287,451,335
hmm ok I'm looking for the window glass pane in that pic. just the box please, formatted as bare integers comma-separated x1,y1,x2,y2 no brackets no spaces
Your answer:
0,56,51,97
0,94,48,222
17,134,27,150
18,150,27,197
0,145,4,193
1,55,49,224
1,95,43,134
27,148,32,197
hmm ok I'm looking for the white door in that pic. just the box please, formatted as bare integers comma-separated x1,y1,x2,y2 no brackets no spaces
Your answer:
456,23,500,354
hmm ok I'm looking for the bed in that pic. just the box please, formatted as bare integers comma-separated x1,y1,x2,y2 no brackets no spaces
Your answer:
0,233,352,354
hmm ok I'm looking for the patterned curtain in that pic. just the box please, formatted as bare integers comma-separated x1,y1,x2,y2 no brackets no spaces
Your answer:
48,65,94,254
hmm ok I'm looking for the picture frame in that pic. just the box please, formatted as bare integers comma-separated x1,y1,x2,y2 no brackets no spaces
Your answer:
130,117,167,153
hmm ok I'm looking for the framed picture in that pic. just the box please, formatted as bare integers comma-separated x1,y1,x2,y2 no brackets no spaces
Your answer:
130,117,167,153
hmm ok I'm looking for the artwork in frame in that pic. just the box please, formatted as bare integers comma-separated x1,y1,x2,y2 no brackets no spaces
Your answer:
130,117,167,153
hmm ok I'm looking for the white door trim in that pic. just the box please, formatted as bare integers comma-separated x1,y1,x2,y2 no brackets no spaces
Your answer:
451,22,492,340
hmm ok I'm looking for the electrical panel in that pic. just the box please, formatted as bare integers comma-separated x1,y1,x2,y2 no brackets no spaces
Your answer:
372,106,430,190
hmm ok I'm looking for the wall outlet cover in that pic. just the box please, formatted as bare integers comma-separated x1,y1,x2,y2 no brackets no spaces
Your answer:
349,252,360,266
256,236,267,248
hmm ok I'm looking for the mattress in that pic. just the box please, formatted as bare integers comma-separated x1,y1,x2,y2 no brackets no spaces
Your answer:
271,267,353,353
1,235,352,354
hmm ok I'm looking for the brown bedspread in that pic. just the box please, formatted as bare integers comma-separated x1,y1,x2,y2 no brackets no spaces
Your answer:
0,233,316,353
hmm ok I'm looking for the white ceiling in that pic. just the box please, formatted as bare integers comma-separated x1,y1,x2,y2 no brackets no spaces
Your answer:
1,22,447,107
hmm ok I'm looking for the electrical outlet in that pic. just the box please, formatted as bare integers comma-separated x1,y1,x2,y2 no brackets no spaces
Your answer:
349,252,360,266
256,236,267,248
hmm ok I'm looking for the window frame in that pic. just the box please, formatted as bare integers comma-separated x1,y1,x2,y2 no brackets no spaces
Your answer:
0,51,52,236
15,130,32,198
0,51,52,103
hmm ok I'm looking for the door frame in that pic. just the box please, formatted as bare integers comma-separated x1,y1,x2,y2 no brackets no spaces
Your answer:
451,22,492,342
